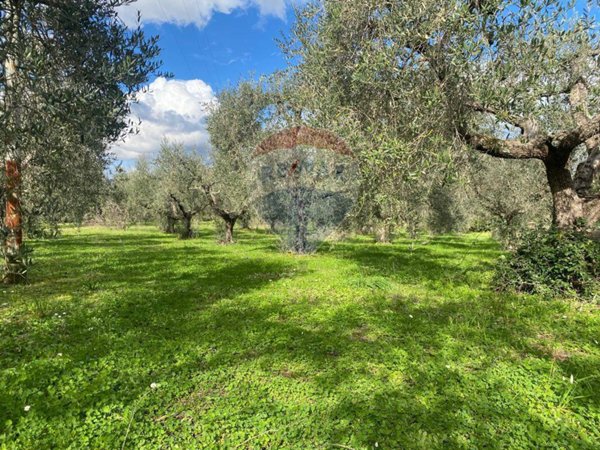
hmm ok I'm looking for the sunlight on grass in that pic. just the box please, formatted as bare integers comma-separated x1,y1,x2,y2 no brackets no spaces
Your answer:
0,225,599,449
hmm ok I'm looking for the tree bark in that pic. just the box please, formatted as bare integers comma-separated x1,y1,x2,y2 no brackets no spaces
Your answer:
3,2,25,283
574,147,600,197
181,213,193,239
544,157,585,229
4,160,24,283
169,194,196,239
293,187,309,253
201,184,245,244
223,217,236,244
464,131,599,230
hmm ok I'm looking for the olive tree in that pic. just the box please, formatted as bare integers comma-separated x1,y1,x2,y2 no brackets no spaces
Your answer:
286,0,600,235
455,1,600,230
0,0,162,282
154,142,208,239
468,155,552,245
283,1,468,239
205,81,271,243
0,137,110,236
120,157,158,224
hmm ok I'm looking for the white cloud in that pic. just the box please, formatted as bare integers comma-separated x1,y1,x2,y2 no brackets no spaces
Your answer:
111,77,216,161
118,0,290,29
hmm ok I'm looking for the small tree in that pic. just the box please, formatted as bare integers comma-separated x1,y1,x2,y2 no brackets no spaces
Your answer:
154,142,208,239
119,158,158,224
469,155,552,246
205,81,271,243
253,125,358,253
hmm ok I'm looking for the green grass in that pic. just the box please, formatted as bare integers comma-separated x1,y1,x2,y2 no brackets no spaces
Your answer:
0,225,599,449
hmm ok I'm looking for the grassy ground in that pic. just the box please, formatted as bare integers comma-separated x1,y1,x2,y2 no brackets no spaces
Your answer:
0,225,599,449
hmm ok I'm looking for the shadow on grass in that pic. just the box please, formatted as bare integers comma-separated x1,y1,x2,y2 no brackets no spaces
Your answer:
0,228,598,449
320,235,502,289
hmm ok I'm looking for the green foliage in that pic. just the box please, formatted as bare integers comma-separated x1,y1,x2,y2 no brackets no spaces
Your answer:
1,226,599,448
154,142,208,239
0,0,163,279
119,158,158,225
206,80,271,158
95,199,129,230
253,147,359,253
20,144,111,230
1,1,163,161
427,181,470,235
495,227,600,299
468,154,552,246
285,0,600,232
22,219,61,240
204,80,273,241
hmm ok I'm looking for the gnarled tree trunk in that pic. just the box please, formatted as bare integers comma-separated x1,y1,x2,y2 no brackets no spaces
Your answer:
181,213,193,239
201,183,245,245
464,61,600,233
544,154,585,229
223,216,236,244
168,194,196,239
465,106,600,232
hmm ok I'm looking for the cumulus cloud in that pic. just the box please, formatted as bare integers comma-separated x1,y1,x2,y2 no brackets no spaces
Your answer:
111,77,216,161
118,0,290,29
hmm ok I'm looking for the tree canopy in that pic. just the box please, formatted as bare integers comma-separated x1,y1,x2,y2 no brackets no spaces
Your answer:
284,0,600,232
1,0,163,281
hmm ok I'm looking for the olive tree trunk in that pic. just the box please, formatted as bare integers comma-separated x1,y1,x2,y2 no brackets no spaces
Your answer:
3,4,25,283
4,159,24,283
164,215,176,234
292,186,309,253
180,213,193,239
544,155,585,229
465,121,600,232
223,217,237,244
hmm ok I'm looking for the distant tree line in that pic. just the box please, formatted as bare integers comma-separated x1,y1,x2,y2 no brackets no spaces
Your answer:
2,0,599,287
97,77,553,250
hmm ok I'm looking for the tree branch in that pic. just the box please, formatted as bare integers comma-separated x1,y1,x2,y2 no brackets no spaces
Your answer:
201,184,240,221
169,193,191,218
555,113,600,152
464,133,550,160
467,102,528,134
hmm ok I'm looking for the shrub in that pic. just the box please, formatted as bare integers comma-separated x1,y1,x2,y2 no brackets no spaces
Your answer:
495,227,600,299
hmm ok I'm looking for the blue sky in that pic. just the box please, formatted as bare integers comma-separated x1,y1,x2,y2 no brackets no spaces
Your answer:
111,0,598,165
112,0,301,163
147,11,292,89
